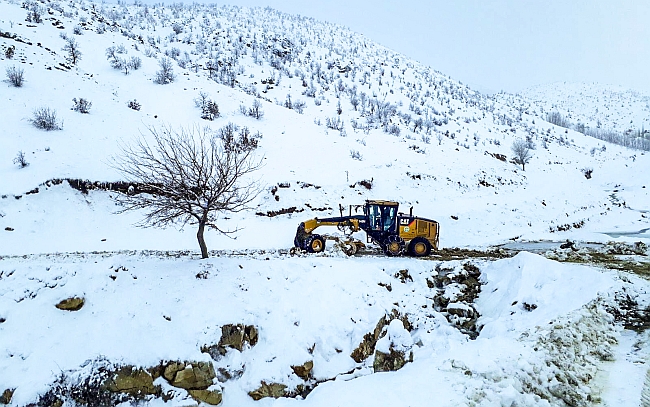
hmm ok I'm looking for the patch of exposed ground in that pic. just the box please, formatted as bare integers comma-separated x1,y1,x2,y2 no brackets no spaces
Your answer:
539,241,650,279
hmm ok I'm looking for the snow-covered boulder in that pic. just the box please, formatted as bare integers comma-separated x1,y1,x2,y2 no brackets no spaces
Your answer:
373,319,414,372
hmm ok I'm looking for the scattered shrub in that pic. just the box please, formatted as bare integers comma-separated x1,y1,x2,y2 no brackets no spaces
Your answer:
283,94,293,109
154,57,175,84
5,46,15,59
5,66,24,87
127,56,142,70
112,57,127,72
201,101,220,121
171,22,183,34
241,99,264,119
29,107,61,131
164,47,181,59
525,135,536,150
293,99,306,114
218,123,261,153
143,47,156,58
127,100,141,111
73,25,83,35
25,4,43,23
387,124,401,136
582,168,593,179
106,46,141,75
71,98,92,113
194,91,210,109
13,151,28,168
350,150,362,161
325,116,343,131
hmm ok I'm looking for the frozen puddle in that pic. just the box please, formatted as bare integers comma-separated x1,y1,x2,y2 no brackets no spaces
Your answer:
600,329,649,406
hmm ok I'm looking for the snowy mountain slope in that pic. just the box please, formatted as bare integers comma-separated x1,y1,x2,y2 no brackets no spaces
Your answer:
523,82,650,135
1,0,650,406
495,82,650,150
1,0,648,255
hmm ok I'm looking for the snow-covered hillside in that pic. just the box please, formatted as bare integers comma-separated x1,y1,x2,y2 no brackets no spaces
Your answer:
522,82,650,135
495,83,650,151
1,0,650,406
1,0,648,253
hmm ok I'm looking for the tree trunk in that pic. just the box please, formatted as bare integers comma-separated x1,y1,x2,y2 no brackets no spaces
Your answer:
197,220,209,259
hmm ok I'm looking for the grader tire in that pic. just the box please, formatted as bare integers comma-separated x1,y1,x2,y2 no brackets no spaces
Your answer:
383,235,405,256
408,237,432,257
306,235,326,253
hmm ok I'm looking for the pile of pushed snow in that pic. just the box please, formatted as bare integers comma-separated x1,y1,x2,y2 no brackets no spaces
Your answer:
446,253,624,406
476,252,614,338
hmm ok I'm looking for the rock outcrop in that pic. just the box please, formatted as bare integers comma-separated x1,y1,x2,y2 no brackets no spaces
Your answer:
0,389,14,405
55,297,85,311
163,361,216,390
431,262,482,338
202,324,259,360
373,348,413,372
290,360,314,380
188,389,223,405
373,319,414,373
350,310,411,363
103,366,157,397
248,381,287,400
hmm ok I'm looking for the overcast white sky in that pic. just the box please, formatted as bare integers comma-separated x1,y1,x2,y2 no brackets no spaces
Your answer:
145,0,650,94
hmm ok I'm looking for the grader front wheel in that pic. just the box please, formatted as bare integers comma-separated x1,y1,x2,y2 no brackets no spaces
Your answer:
383,235,405,256
306,235,326,253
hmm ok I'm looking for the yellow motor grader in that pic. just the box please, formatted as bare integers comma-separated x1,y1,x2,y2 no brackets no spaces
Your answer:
294,200,439,256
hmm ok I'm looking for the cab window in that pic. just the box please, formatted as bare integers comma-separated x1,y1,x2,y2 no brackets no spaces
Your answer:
382,206,397,232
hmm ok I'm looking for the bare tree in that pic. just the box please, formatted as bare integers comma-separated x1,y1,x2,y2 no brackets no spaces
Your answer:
113,125,263,258
511,139,533,171
62,37,82,65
